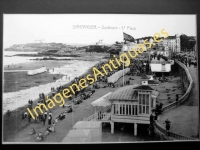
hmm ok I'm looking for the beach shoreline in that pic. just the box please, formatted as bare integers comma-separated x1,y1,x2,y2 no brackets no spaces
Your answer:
2,56,109,141
3,58,102,114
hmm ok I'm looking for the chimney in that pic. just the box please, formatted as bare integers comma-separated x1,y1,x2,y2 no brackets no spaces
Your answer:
142,80,148,85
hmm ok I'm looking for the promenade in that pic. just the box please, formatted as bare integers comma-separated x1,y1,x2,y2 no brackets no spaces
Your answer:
158,65,198,138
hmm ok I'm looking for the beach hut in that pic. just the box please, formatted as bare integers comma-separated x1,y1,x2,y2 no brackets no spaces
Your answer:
73,121,102,142
62,129,92,143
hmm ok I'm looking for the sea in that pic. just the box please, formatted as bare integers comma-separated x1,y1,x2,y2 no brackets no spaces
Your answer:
3,51,76,66
3,51,99,114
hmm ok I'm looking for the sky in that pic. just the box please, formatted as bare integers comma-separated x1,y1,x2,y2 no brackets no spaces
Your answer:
3,14,196,48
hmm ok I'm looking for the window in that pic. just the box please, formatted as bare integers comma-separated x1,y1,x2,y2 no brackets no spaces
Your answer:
126,105,128,115
146,106,149,114
114,104,118,114
115,104,117,114
132,105,135,115
142,94,145,105
139,105,142,114
123,105,125,114
135,105,137,115
120,104,122,114
139,95,142,104
138,93,150,115
146,95,149,105
129,105,131,115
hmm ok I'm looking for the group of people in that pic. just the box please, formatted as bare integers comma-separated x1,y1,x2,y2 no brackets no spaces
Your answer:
173,53,197,68
29,110,57,141
149,108,171,136
56,111,66,120
28,99,33,109
150,53,169,62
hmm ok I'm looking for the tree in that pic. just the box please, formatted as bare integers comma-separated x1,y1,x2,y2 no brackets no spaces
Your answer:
115,41,120,45
180,34,196,52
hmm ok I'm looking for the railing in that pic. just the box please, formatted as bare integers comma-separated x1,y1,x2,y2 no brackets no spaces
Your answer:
83,112,111,121
154,122,196,140
154,60,197,140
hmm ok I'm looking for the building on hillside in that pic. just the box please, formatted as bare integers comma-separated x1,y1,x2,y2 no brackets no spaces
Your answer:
107,44,123,57
122,42,147,53
157,34,181,53
136,34,181,53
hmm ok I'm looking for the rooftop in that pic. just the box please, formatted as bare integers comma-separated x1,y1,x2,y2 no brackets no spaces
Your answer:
106,84,155,102
133,85,154,91
107,84,139,101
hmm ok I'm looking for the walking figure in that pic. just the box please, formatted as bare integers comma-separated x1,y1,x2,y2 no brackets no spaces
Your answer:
164,119,171,131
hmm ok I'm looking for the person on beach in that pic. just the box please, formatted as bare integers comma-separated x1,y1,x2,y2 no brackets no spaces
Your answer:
44,111,47,120
24,112,28,118
28,114,31,123
42,116,45,125
51,122,55,132
47,126,52,133
30,100,33,106
30,128,36,135
55,118,58,124
48,115,52,125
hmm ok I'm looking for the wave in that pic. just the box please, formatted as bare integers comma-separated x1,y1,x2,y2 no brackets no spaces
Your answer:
3,60,99,114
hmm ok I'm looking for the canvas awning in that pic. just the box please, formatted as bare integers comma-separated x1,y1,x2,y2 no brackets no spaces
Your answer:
91,92,112,107
62,129,91,143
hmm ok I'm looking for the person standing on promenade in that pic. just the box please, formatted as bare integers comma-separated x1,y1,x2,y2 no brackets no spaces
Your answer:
176,94,179,106
185,59,187,67
164,119,171,131
189,58,191,67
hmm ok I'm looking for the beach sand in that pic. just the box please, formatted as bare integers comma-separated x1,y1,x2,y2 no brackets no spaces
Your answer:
3,59,100,114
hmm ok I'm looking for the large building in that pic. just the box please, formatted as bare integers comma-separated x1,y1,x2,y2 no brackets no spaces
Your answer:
85,81,159,136
157,34,181,53
136,34,181,53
